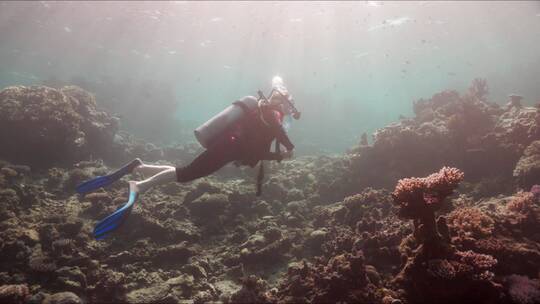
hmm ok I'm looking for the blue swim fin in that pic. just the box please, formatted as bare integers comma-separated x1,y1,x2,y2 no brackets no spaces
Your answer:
76,159,141,195
94,191,138,240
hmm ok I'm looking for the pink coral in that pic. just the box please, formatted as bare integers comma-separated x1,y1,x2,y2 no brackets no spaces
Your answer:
392,167,464,261
507,191,536,214
392,167,464,218
456,250,497,270
0,284,29,304
448,207,494,238
424,166,465,197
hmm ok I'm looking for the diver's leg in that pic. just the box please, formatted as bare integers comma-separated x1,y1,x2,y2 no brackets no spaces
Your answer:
130,142,239,194
133,162,175,178
131,167,177,194
176,143,238,183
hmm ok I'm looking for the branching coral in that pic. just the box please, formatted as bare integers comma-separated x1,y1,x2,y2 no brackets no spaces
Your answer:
456,250,497,274
447,207,494,239
392,167,464,257
393,168,502,303
507,191,536,215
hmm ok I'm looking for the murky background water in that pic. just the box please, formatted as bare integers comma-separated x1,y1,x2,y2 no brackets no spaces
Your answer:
1,1,539,153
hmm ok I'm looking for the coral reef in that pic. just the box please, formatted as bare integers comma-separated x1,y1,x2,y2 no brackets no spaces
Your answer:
341,79,540,200
0,80,539,304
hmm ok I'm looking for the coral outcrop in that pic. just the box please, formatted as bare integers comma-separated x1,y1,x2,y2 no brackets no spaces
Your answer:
0,86,118,168
392,167,502,303
338,79,540,200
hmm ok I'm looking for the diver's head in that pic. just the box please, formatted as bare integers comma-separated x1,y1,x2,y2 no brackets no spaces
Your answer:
268,76,301,120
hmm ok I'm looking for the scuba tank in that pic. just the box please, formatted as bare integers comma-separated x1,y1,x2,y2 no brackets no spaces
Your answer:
194,96,259,149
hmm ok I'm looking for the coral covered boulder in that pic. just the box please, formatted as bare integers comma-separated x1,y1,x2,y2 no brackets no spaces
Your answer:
514,140,540,189
0,85,118,168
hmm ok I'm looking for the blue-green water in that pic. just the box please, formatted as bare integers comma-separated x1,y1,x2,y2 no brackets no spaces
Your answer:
1,1,539,153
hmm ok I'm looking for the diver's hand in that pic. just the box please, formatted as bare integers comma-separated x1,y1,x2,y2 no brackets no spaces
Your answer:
282,149,294,160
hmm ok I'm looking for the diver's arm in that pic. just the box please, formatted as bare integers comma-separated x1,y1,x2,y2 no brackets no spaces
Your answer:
274,127,294,152
266,110,295,152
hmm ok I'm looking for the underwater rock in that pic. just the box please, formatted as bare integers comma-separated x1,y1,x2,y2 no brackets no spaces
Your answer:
126,211,201,241
0,188,19,206
43,292,82,304
46,167,66,190
166,274,195,298
28,255,57,273
91,269,126,303
153,243,195,265
0,167,18,179
65,168,93,192
229,275,273,304
188,193,229,218
306,229,328,252
55,266,87,293
126,284,174,304
20,229,40,246
82,191,112,204
183,180,221,204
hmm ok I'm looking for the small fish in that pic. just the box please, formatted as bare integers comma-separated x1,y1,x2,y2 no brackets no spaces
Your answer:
200,40,212,47
354,52,370,59
366,1,382,7
64,26,72,33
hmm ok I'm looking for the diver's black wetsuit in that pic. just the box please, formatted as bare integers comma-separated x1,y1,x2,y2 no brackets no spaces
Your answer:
175,100,294,183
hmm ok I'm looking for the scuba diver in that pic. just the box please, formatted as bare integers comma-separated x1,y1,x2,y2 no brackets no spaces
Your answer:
76,76,301,239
